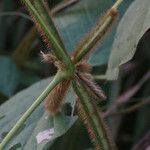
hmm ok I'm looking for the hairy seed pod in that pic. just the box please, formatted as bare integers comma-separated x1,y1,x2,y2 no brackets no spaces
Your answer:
75,61,92,73
44,80,71,115
40,51,65,69
40,51,57,63
72,7,118,63
76,72,107,101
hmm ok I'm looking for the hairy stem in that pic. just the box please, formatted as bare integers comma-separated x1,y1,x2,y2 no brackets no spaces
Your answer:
13,0,77,66
32,0,65,48
0,71,67,150
112,0,123,9
72,0,123,63
22,0,74,75
72,80,116,150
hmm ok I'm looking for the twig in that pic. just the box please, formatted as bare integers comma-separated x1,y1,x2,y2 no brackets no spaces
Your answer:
13,0,78,66
23,0,74,74
106,98,150,117
0,12,32,21
51,0,79,14
103,71,150,117
132,131,150,150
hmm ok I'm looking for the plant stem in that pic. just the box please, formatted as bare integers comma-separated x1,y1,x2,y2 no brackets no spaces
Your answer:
112,0,124,9
22,0,74,75
73,16,115,63
0,71,66,150
13,0,78,66
72,0,123,63
33,0,65,49
107,98,150,117
72,80,116,150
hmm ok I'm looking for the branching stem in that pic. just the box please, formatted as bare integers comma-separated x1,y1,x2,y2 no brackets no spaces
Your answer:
0,0,125,149
72,0,123,63
0,71,67,150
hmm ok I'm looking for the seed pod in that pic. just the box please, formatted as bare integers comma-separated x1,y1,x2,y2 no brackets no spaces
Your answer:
72,7,118,63
75,61,92,73
44,79,71,115
76,72,107,101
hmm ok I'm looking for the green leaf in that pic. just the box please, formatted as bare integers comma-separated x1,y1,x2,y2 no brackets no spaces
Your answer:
106,0,150,80
0,78,76,150
54,0,131,65
0,57,20,97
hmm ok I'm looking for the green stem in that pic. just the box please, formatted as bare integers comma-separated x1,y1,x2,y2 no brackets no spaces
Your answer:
72,80,116,150
73,16,114,63
0,71,66,150
112,0,124,9
33,0,65,49
93,74,107,80
22,0,74,75
13,0,77,67
73,0,123,63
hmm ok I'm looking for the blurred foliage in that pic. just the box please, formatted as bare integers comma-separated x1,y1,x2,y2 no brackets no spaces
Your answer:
0,0,150,150
0,78,76,149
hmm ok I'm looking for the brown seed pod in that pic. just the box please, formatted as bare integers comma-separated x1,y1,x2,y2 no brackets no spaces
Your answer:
75,61,92,73
40,51,57,63
40,51,65,69
76,72,107,101
44,79,71,115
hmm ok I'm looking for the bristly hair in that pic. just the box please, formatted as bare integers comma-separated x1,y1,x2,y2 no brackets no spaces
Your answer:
74,60,106,102
23,0,65,54
75,72,107,101
44,79,71,115
76,97,101,150
40,51,65,69
72,7,118,63
40,51,57,63
75,61,92,73
76,97,116,150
